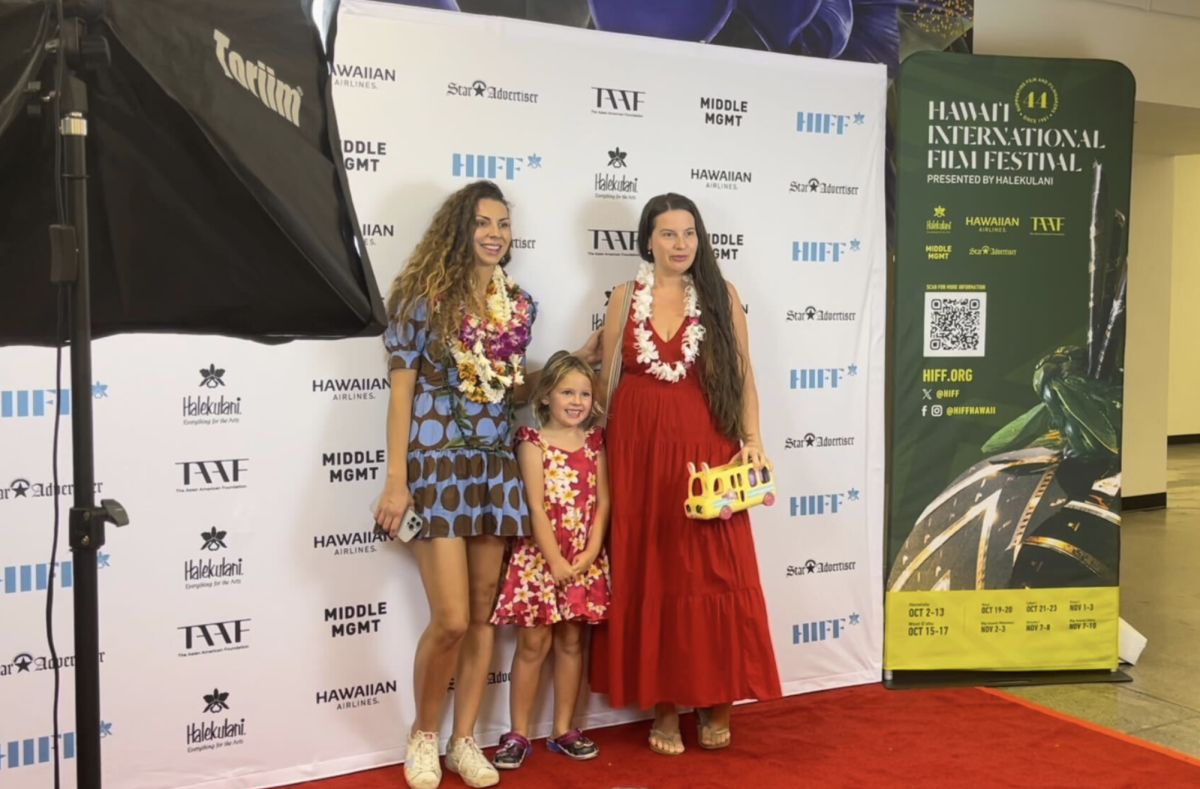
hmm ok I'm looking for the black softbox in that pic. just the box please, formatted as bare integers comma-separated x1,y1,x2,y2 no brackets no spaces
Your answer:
0,0,387,345
1,3,384,787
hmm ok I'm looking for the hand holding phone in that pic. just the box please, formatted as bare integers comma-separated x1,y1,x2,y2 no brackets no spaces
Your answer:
370,488,423,543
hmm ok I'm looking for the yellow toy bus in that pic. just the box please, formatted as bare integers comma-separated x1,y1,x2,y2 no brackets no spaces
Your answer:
684,460,777,521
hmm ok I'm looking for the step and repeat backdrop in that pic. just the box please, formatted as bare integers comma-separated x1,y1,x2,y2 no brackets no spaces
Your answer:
0,2,886,787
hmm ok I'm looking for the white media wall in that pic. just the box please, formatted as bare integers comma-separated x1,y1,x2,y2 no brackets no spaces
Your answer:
0,2,886,787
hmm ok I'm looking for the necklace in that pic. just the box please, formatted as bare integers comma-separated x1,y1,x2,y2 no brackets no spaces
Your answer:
449,267,533,404
630,263,704,383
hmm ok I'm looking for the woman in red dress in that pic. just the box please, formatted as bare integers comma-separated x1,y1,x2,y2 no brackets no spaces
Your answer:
589,193,782,756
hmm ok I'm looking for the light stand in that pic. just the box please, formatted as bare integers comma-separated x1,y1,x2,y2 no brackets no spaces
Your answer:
47,12,128,789
3,4,385,781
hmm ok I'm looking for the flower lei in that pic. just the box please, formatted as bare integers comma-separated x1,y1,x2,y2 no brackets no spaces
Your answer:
631,263,704,383
449,267,533,404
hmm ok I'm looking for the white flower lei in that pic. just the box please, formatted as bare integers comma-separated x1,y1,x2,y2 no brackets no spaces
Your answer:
631,263,704,383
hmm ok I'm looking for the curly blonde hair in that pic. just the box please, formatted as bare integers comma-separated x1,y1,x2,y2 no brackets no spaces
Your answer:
532,352,603,428
385,180,512,354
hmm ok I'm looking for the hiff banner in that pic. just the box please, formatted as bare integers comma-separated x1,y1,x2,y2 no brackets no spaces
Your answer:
0,3,886,788
885,52,1135,672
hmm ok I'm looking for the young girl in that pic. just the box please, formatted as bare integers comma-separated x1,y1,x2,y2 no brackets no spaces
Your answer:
490,352,612,769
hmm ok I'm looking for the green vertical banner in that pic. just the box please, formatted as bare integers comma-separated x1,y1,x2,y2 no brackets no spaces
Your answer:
885,53,1135,672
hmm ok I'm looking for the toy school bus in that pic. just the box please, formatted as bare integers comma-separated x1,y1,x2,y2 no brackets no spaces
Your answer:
684,461,777,521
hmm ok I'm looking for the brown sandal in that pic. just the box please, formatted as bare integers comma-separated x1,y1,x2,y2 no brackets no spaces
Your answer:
696,707,732,750
649,728,685,756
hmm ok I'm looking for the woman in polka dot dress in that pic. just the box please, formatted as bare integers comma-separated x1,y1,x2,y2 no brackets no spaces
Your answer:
375,181,599,789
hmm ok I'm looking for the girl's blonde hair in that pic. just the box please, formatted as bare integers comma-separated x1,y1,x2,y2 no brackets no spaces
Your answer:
532,351,602,428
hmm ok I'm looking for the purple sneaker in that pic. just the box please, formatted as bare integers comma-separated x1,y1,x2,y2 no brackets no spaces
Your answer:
492,732,532,770
547,729,599,761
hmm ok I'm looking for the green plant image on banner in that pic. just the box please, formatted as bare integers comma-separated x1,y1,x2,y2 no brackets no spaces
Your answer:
884,52,1135,672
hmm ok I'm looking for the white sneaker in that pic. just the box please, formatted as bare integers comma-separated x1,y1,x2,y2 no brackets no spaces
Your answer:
445,736,500,788
405,730,442,789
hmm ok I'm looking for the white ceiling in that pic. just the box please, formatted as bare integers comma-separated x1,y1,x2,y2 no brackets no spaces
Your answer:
1089,0,1200,18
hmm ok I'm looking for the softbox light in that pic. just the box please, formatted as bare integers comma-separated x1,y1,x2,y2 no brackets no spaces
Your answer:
0,0,387,345
1,3,384,787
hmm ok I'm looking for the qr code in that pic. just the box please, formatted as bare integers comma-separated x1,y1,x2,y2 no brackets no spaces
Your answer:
923,293,986,358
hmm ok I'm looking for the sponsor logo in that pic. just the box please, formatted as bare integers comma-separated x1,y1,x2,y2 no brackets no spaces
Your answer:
966,215,1020,233
447,670,512,693
789,365,858,390
188,688,246,754
511,237,536,251
316,680,399,711
792,612,861,644
1031,216,1066,236
784,433,856,450
796,111,865,135
789,177,860,196
213,30,301,127
313,529,394,556
786,559,858,577
0,650,107,679
968,245,1018,257
700,96,748,127
591,87,646,118
0,477,104,502
312,377,389,402
594,146,638,201
0,730,86,770
792,239,861,263
178,619,251,658
446,79,538,104
451,153,540,180
709,232,745,262
690,167,752,192
1,383,107,419
586,229,639,258
2,553,109,595
332,63,397,90
360,223,394,247
176,459,248,494
322,450,384,484
789,488,860,518
343,140,388,173
184,365,242,427
185,529,243,592
785,307,857,323
325,602,388,638
927,205,951,234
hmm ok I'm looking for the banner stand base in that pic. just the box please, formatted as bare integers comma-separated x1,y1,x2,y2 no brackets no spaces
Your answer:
882,669,1132,691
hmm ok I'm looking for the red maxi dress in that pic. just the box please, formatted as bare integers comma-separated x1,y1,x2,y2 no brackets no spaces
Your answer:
588,310,782,710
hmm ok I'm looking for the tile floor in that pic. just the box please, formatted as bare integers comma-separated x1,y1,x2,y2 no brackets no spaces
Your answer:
1002,444,1200,756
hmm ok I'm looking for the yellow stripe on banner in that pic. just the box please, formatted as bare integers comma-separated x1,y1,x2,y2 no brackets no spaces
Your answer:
883,587,1120,671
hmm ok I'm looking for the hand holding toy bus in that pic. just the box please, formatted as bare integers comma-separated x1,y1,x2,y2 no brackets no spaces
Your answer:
684,460,777,521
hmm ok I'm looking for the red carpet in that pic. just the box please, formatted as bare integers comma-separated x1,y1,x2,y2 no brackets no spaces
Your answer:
291,684,1200,789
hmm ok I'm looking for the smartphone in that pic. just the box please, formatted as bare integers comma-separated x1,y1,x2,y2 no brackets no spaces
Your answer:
369,494,424,543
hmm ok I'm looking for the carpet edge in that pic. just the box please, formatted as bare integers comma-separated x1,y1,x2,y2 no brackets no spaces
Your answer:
977,687,1200,769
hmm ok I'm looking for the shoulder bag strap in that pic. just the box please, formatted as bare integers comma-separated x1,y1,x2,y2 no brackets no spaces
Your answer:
604,280,635,415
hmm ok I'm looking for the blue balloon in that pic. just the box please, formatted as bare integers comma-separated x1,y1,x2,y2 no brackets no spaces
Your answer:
737,0,822,51
589,0,737,43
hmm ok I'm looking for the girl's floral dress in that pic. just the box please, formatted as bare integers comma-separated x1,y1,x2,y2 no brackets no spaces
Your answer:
492,427,611,627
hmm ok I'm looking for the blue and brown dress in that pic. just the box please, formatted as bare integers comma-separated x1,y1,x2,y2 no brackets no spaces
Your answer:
384,296,535,539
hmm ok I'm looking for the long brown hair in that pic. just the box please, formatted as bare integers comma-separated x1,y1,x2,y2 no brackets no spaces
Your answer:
532,351,603,428
637,193,745,440
385,180,512,354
